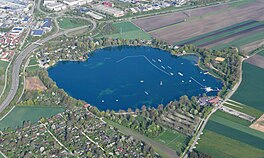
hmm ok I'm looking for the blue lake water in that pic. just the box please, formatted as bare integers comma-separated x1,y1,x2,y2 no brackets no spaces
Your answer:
48,46,223,111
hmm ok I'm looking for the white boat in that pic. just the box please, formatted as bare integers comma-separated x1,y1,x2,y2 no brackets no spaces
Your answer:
116,99,119,102
160,81,163,86
140,80,144,83
189,80,192,82
182,80,184,83
145,91,149,95
170,72,174,76
102,100,105,103
152,59,156,62
203,79,206,82
181,62,183,65
161,66,165,69
205,87,213,92
158,59,162,62
178,72,183,76
167,66,172,69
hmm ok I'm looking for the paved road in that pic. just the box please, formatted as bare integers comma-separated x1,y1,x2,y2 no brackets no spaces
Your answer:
0,20,96,113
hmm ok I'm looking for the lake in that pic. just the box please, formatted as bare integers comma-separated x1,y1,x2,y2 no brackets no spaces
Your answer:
48,46,223,111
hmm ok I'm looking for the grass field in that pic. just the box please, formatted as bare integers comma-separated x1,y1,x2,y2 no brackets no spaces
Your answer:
58,17,90,29
197,130,264,158
231,62,264,111
28,55,38,66
104,21,152,40
153,128,189,152
0,106,65,130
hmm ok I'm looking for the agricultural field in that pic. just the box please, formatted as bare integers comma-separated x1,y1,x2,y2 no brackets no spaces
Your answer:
231,62,264,112
102,21,152,40
133,0,264,44
196,130,264,158
153,128,189,153
0,106,65,130
196,110,264,157
57,17,91,29
224,100,263,118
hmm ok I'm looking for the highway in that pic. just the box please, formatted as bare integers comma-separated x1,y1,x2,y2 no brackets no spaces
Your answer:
0,19,96,113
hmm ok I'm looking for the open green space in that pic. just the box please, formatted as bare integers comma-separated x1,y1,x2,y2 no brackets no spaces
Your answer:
153,128,189,152
104,21,152,40
0,106,65,130
231,62,264,112
205,120,264,150
197,130,264,158
28,55,38,65
58,17,90,29
229,0,257,7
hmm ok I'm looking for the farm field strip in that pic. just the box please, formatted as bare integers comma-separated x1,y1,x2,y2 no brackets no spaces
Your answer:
176,20,257,45
210,114,264,139
196,130,264,158
213,110,251,126
193,21,264,45
213,30,264,50
205,120,264,150
198,24,264,47
231,62,264,112
138,0,264,44
245,54,264,69
223,103,263,118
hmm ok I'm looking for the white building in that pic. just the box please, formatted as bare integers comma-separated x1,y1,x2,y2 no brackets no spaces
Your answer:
46,2,66,11
63,0,92,6
93,4,125,17
43,0,57,6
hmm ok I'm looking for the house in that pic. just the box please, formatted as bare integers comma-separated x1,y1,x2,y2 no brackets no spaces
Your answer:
43,0,57,6
208,97,221,105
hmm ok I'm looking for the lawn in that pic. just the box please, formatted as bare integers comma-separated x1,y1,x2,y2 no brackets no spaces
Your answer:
153,128,189,152
28,55,38,66
0,106,65,130
196,130,264,158
58,17,90,29
0,61,9,94
231,62,264,112
104,21,152,40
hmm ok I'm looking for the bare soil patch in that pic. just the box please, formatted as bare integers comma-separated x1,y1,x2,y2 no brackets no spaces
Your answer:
245,54,264,69
250,114,264,133
25,77,47,91
134,0,264,44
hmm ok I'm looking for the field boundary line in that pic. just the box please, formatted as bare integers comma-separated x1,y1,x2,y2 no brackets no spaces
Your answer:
167,135,180,145
0,106,15,122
